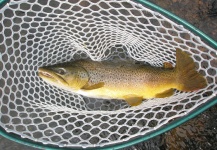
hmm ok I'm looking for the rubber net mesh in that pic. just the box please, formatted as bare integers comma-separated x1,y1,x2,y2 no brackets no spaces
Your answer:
0,0,216,148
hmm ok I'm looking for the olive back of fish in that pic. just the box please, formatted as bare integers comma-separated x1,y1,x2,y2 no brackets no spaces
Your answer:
75,60,177,94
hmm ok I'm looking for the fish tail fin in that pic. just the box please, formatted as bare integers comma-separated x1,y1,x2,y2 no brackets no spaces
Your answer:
175,49,207,91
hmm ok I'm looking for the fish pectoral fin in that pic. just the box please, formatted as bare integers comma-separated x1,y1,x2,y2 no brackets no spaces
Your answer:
123,95,143,106
81,82,104,90
155,89,174,98
163,62,173,69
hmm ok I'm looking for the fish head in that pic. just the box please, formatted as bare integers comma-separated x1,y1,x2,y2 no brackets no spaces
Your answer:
38,64,89,90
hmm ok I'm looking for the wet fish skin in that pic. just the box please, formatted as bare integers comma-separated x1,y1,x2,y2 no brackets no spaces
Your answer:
38,49,207,106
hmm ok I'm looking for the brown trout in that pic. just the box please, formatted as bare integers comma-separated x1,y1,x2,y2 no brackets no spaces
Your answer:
38,49,207,106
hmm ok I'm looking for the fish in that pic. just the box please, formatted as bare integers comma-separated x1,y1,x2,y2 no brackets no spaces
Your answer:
38,49,207,106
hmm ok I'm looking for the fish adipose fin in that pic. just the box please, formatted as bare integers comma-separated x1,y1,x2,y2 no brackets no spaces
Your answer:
123,95,143,106
163,62,173,69
82,82,104,90
155,89,174,98
175,49,207,91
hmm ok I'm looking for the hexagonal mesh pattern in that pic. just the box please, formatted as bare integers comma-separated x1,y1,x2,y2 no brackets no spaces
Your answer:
0,0,216,148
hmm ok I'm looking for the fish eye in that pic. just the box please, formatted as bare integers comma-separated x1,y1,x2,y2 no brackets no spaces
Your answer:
56,68,66,75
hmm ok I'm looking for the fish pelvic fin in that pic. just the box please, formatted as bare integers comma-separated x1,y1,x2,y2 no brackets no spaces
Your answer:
123,95,143,106
175,49,207,91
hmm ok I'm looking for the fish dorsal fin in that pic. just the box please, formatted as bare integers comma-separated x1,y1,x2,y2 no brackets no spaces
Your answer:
123,95,143,106
163,62,173,69
155,89,174,98
82,82,104,90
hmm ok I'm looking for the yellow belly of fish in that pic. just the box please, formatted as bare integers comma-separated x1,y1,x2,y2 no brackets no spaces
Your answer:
78,83,176,100
78,82,175,106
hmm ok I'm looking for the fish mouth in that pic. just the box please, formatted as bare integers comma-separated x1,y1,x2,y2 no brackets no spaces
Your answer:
38,71,54,79
38,68,55,80
38,68,68,85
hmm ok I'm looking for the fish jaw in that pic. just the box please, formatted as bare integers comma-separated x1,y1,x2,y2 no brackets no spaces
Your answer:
38,67,69,87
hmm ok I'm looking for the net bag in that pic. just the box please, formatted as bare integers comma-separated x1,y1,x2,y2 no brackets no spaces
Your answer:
0,0,216,149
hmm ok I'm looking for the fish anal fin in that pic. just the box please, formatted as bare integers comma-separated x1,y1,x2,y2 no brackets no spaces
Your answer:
163,62,173,69
82,82,104,90
155,89,174,98
123,95,143,106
